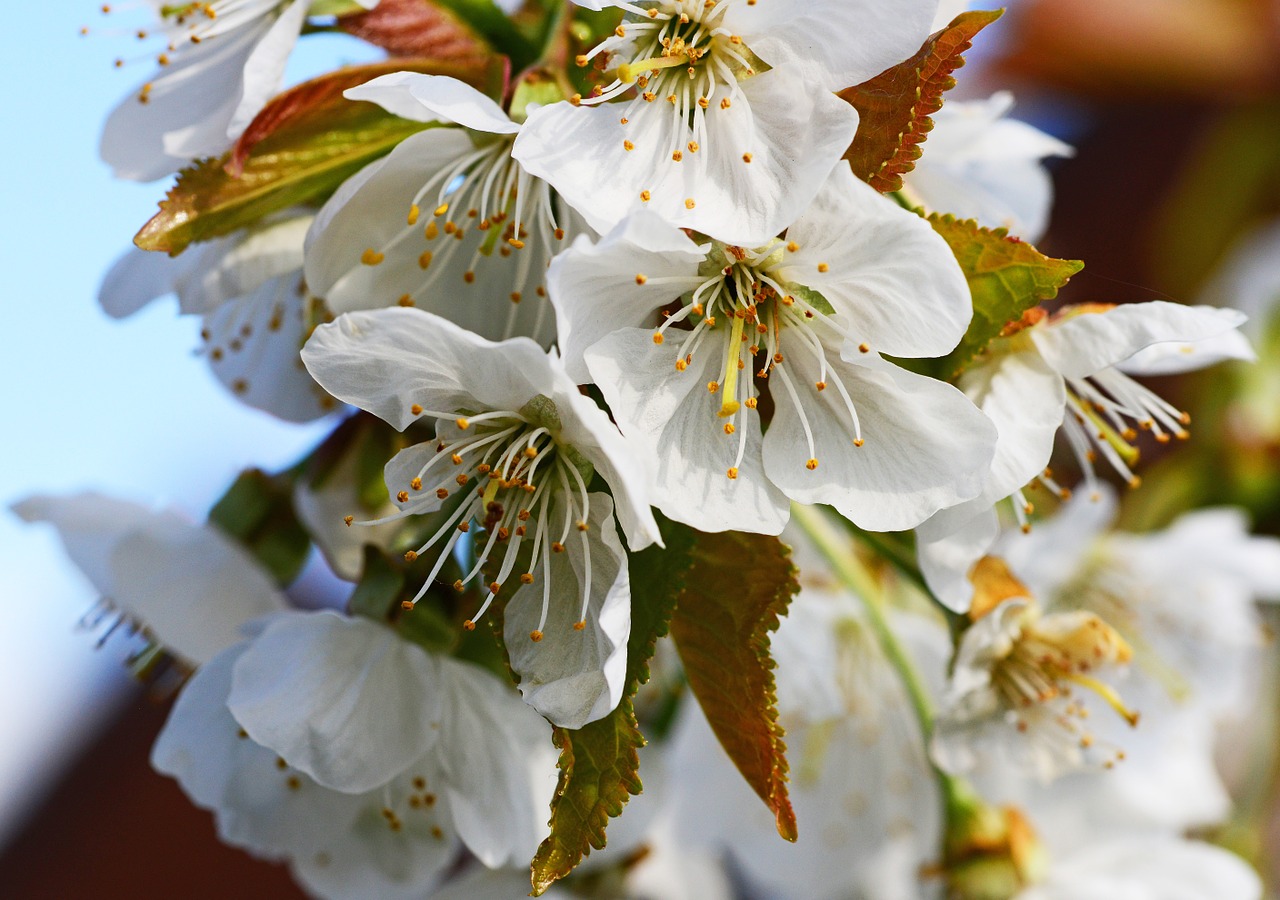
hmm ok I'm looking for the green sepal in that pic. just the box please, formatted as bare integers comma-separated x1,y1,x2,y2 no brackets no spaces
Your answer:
528,517,695,895
208,469,311,586
927,214,1084,378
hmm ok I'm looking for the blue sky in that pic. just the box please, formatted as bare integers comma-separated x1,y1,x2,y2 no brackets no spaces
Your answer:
0,6,381,844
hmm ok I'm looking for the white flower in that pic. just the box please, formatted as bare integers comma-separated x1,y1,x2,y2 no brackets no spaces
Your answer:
931,592,1139,781
917,300,1253,610
12,492,287,666
153,611,555,899
99,213,335,423
100,1,377,181
903,92,1073,242
305,73,585,348
301,307,660,727
513,0,941,244
548,164,995,535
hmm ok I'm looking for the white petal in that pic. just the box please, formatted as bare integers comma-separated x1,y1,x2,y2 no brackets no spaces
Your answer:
227,612,446,792
726,0,940,90
503,493,631,729
1025,837,1261,900
763,348,995,532
100,23,264,181
302,307,558,431
434,657,555,866
1116,327,1255,375
995,488,1117,600
13,492,287,665
546,211,706,383
97,247,198,320
345,72,519,134
585,328,790,535
152,639,373,861
1030,303,1248,379
514,67,859,245
226,0,307,139
185,215,312,314
775,165,972,358
916,507,1000,613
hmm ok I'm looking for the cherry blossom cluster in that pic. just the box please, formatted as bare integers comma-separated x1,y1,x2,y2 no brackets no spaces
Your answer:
19,0,1280,897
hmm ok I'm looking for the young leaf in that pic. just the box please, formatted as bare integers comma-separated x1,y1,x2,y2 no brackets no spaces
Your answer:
208,469,311,586
841,10,1003,193
529,520,695,896
930,214,1085,376
336,0,491,62
670,530,800,842
134,57,503,255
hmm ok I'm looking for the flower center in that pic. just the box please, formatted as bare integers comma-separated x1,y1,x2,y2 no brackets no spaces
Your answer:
643,240,869,479
356,400,595,640
352,136,566,341
991,606,1139,762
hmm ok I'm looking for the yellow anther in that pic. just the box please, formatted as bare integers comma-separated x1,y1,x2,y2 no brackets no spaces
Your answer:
806,458,819,470
726,467,739,479
530,631,544,642
343,515,354,527
434,203,449,217
407,204,420,225
361,248,384,266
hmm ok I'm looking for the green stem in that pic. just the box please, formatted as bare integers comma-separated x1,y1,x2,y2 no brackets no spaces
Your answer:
790,502,937,742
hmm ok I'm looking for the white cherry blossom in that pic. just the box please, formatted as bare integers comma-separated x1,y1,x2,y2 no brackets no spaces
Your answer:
514,0,942,244
917,300,1253,610
100,1,377,181
99,213,335,423
549,164,995,535
301,307,660,727
903,92,1073,242
153,612,555,899
305,73,585,348
12,492,287,666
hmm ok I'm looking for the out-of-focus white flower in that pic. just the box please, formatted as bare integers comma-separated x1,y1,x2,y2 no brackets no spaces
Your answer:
153,611,555,899
904,92,1073,242
99,214,335,423
670,582,949,900
12,492,287,666
301,307,660,727
514,0,941,244
918,301,1253,610
549,165,995,535
100,1,378,181
305,73,585,348
932,586,1138,781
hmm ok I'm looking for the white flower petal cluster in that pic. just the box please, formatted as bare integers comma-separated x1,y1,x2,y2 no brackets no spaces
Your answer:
918,300,1253,610
302,307,660,727
514,0,941,243
549,165,997,535
306,73,585,348
100,1,378,181
99,213,335,423
13,492,287,666
153,611,556,899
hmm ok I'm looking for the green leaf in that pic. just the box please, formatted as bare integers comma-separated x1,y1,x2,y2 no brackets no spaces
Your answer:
840,10,1003,193
928,214,1085,376
134,57,503,255
529,519,695,895
670,530,800,842
208,469,311,586
307,0,370,16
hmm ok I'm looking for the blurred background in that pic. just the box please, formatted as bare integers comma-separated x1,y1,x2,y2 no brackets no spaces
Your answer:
3,0,1280,896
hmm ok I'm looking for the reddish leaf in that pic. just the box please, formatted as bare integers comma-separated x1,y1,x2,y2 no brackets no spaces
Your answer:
671,531,800,842
528,520,693,895
135,57,503,255
337,0,491,62
841,10,1004,193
